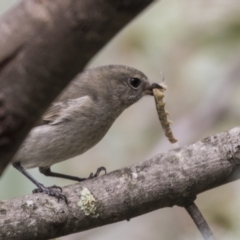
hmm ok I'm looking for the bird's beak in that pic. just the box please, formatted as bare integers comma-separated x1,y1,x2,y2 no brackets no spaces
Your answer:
145,83,166,96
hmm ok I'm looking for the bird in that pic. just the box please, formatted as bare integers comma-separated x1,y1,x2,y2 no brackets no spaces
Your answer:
12,65,162,203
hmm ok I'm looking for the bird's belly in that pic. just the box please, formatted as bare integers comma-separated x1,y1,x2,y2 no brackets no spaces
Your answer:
13,121,110,169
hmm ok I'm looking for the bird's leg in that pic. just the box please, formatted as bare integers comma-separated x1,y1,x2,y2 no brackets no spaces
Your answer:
39,166,107,182
12,162,67,204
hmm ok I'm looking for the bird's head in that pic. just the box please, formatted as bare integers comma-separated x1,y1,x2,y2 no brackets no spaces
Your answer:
59,65,163,117
82,65,162,109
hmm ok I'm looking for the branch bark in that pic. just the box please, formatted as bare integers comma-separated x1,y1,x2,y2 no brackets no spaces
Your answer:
1,126,240,240
0,0,154,175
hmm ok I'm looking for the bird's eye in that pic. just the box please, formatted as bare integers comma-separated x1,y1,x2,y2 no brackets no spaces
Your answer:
129,78,141,89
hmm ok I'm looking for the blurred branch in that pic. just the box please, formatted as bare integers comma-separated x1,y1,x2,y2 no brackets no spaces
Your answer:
1,126,240,240
0,0,154,175
185,203,216,240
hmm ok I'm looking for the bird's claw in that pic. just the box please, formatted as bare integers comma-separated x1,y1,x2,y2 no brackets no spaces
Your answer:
49,185,63,192
33,183,68,204
88,166,107,179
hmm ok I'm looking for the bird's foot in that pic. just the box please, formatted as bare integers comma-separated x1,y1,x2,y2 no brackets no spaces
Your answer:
32,183,68,204
88,166,107,179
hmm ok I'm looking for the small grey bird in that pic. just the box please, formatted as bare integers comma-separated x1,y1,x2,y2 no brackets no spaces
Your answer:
12,65,162,202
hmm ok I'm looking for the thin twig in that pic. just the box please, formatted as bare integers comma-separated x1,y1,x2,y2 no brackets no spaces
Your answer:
185,202,216,240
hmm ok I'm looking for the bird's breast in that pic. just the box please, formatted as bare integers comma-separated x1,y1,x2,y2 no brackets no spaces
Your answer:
14,112,116,168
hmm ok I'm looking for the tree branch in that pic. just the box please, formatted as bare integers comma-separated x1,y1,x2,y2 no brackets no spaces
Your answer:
0,0,154,175
1,126,240,240
185,203,216,240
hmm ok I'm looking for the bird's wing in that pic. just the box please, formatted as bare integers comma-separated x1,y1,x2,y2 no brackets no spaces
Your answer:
36,96,91,126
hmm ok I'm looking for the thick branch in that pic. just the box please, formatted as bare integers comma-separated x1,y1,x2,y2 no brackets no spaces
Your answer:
0,0,153,174
1,126,240,240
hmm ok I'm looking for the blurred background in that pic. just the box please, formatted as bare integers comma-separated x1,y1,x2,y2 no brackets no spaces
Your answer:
1,0,240,239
